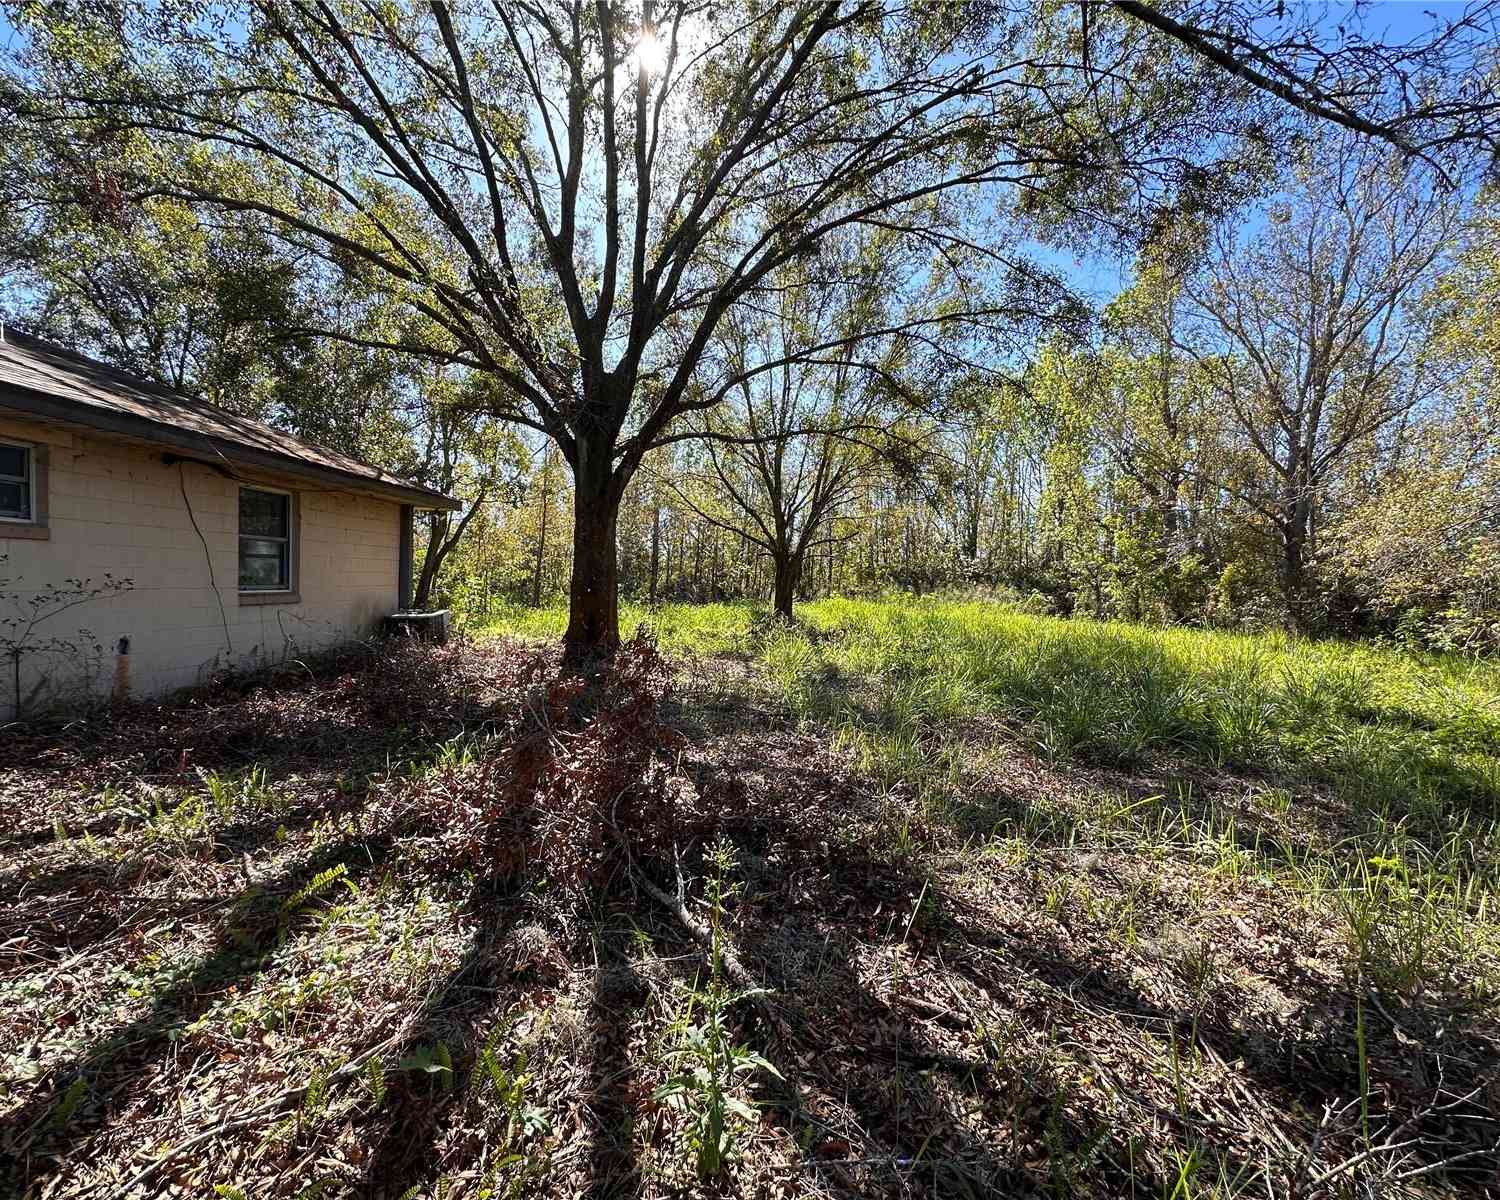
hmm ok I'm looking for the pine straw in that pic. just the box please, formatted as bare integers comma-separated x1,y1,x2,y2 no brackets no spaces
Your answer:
2,637,1497,1199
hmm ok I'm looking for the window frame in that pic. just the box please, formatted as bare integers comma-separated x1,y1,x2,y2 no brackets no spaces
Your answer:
237,484,300,602
0,438,48,538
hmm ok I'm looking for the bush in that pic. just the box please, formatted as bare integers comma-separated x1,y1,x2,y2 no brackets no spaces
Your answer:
406,632,697,897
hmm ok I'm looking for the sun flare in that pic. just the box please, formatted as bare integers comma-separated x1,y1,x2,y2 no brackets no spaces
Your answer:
635,28,668,76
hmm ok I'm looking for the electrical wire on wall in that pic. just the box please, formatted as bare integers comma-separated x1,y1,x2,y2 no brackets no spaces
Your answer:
177,460,234,656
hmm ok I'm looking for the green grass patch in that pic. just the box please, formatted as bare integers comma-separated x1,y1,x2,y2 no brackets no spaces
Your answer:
476,599,763,658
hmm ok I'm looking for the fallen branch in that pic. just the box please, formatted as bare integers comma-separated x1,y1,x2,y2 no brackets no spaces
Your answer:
631,853,765,1003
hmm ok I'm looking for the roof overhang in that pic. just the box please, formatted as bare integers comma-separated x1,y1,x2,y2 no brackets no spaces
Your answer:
0,384,462,511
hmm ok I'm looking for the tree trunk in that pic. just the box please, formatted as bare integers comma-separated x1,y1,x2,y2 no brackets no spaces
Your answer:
412,556,440,609
1281,467,1315,632
663,524,674,599
412,513,448,609
692,526,704,600
648,505,661,604
564,453,623,662
1283,520,1310,631
772,552,800,620
532,452,550,608
962,509,980,561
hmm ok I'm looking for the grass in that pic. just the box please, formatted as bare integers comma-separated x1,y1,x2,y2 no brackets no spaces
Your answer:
769,598,1500,1009
4,598,1498,1198
472,599,760,659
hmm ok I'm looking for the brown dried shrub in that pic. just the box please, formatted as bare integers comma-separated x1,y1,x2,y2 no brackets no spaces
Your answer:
404,631,698,897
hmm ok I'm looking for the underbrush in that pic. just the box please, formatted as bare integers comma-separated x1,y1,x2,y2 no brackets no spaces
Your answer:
7,607,1500,1198
402,632,701,895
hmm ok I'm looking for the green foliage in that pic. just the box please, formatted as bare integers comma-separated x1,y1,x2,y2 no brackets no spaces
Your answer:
362,1055,387,1107
489,592,1498,1004
46,1077,88,1133
479,600,760,659
397,1041,453,1092
653,839,782,1181
201,766,280,821
471,1023,551,1143
1336,850,1483,997
278,865,356,943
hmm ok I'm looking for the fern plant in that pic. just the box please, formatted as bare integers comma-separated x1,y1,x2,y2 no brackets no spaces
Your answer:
362,1055,387,1106
278,863,356,942
472,1025,551,1142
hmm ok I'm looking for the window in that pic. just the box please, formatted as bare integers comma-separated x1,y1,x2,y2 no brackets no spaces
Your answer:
239,487,293,591
0,441,33,522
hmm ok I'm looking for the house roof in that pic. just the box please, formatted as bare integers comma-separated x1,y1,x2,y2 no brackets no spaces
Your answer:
0,328,461,510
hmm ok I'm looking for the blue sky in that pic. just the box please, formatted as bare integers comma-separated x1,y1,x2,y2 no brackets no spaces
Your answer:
1036,1,1482,300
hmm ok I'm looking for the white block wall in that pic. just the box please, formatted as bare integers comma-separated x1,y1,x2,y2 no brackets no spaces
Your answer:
0,414,401,717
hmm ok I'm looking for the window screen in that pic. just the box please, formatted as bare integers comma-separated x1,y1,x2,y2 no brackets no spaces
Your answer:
239,487,291,590
0,442,32,521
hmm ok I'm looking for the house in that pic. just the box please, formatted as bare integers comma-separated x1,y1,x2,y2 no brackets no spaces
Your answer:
0,328,458,718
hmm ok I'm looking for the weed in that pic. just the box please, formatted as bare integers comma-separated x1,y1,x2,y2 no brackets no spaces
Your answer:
46,1077,88,1133
1335,851,1475,996
471,1024,551,1141
279,864,356,941
201,765,279,820
397,1041,454,1092
654,838,781,1181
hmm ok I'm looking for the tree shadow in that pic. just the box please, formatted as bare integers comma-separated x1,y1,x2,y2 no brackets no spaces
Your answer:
348,881,532,1199
0,785,368,971
7,637,1495,1198
584,926,650,1200
0,639,524,848
2,826,401,1194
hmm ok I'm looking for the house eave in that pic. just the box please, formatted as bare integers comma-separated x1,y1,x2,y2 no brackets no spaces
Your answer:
0,385,462,511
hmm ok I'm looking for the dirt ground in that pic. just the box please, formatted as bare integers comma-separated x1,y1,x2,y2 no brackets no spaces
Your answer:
2,638,1497,1198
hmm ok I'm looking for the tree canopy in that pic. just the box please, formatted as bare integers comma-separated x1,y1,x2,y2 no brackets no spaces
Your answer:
4,0,1496,655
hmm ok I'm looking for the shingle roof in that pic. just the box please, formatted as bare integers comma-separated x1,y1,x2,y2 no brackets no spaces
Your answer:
0,328,460,510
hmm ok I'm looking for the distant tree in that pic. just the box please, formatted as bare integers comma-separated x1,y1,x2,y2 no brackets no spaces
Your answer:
669,231,990,618
1184,144,1458,628
0,192,303,414
403,374,528,610
1326,187,1500,648
674,369,888,621
1431,185,1500,412
1,0,1318,660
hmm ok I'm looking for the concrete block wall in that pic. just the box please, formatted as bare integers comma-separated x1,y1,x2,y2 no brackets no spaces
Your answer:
0,414,401,718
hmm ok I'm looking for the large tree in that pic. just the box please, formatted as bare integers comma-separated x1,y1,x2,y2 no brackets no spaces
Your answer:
0,193,309,414
6,0,1495,658
1184,143,1457,627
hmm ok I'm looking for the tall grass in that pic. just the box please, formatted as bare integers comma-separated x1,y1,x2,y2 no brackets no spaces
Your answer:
779,597,1500,802
476,600,761,658
483,594,1500,993
770,597,1500,995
